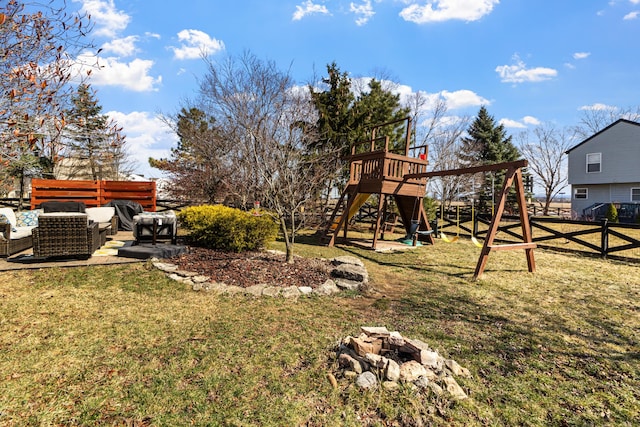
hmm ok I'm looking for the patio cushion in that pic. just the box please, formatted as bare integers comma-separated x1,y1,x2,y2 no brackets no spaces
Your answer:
16,210,42,227
86,207,116,224
0,208,17,228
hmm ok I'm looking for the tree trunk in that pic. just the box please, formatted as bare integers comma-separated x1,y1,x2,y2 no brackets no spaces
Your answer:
280,216,295,264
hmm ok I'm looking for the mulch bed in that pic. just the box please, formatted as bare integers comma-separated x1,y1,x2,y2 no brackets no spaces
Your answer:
170,246,333,289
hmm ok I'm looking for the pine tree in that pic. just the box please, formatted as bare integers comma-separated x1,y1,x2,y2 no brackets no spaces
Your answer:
62,84,129,180
351,79,411,153
459,106,523,212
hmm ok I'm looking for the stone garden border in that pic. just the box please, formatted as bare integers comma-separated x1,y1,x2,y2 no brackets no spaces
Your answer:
151,254,369,298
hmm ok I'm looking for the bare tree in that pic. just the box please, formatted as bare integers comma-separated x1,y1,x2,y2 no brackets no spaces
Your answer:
406,92,469,206
517,124,575,215
193,52,336,262
1,0,95,187
574,105,640,139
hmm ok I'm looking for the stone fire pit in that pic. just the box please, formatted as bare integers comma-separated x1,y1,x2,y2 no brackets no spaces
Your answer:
333,326,471,400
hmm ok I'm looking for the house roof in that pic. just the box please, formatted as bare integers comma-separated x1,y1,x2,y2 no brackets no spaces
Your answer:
565,118,640,154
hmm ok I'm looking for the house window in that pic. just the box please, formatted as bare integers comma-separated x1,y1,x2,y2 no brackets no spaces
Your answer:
574,188,588,199
632,188,640,202
586,153,601,173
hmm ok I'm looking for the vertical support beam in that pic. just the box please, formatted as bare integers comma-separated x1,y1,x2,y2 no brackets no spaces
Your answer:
473,167,516,280
372,193,385,249
514,168,536,273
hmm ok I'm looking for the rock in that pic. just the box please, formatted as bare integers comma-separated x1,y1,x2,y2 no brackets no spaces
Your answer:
281,286,301,298
423,368,438,381
399,360,428,382
207,282,229,293
192,275,210,283
153,262,178,272
334,278,361,291
402,338,432,353
355,371,378,390
223,285,245,295
388,331,405,347
385,359,401,382
444,359,470,377
192,282,203,291
331,256,364,267
417,350,442,370
442,376,468,400
351,337,382,357
175,270,198,277
298,286,313,295
428,382,444,395
364,353,385,368
244,284,266,296
327,373,338,389
331,264,368,284
414,377,430,389
314,279,339,296
338,353,363,374
361,326,390,337
262,286,281,297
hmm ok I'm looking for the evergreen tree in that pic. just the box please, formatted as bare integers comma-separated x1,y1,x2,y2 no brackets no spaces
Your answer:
459,106,523,213
351,79,411,153
63,84,129,180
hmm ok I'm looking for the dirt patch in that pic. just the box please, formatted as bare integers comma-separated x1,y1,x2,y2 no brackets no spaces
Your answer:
169,246,333,289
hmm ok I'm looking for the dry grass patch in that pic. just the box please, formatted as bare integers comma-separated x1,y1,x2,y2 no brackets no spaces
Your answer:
0,235,639,426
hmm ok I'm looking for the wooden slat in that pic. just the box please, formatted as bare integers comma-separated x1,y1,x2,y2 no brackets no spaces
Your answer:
488,243,537,251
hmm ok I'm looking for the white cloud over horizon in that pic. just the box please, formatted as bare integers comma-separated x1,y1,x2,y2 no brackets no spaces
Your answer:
101,35,139,56
573,52,591,60
495,55,558,83
292,0,330,21
75,0,130,38
399,0,499,24
74,53,162,92
170,29,225,60
350,0,376,26
107,110,176,179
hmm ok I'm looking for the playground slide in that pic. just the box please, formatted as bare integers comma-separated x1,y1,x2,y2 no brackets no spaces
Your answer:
330,193,371,230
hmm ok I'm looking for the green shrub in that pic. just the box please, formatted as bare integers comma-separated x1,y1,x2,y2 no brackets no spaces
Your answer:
605,203,619,223
178,205,278,252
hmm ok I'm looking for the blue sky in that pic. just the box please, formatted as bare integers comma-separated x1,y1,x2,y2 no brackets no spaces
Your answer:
66,0,640,178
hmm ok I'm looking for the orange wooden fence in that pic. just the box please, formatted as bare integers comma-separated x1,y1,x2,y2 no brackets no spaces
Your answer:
30,179,156,211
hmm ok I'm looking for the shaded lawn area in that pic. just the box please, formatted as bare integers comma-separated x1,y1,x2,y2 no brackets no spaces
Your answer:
0,236,639,426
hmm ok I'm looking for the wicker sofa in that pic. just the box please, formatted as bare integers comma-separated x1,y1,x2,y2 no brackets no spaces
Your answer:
0,207,37,257
32,213,101,259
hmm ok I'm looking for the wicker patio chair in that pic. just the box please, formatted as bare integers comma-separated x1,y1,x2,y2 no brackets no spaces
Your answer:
0,222,34,257
32,213,101,259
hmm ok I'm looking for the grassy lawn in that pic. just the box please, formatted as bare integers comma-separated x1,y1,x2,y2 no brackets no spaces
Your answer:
1,233,639,426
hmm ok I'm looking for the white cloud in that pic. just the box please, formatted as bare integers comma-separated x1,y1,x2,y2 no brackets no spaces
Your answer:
441,89,489,109
499,115,540,129
573,52,591,60
499,118,527,129
101,35,139,56
73,53,161,92
107,111,177,178
400,0,499,23
579,103,618,111
292,0,330,21
523,116,541,125
350,0,375,25
171,29,225,60
495,56,557,83
623,10,639,19
630,0,640,5
75,0,130,38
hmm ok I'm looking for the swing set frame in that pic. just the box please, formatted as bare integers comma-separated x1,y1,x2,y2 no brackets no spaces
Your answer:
405,159,535,280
